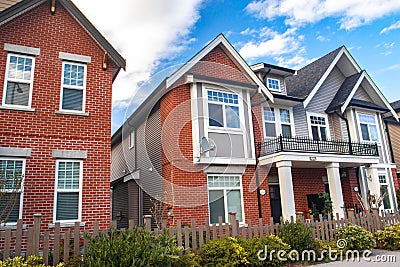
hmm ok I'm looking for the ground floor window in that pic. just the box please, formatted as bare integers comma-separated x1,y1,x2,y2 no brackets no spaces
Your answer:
207,175,243,224
378,174,391,210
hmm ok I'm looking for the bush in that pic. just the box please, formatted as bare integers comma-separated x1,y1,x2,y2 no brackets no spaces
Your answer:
278,220,317,253
83,227,183,267
0,256,64,267
197,237,248,267
376,223,400,250
240,234,290,266
173,253,201,267
336,223,375,251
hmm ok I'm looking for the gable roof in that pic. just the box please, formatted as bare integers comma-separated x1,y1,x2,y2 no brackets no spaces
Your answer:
391,100,400,112
166,34,274,102
0,0,126,73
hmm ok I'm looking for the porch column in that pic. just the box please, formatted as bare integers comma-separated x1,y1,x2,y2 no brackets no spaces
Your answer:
326,163,345,219
276,160,296,221
365,165,381,210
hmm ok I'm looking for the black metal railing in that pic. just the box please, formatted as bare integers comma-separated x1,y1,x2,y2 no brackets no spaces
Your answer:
257,135,379,157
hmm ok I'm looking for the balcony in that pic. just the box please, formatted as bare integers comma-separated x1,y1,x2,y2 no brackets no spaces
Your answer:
257,135,379,158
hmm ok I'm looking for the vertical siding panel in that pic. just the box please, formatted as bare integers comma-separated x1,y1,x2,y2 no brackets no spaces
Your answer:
293,104,308,137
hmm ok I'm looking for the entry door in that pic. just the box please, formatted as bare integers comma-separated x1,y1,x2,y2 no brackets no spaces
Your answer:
269,185,282,224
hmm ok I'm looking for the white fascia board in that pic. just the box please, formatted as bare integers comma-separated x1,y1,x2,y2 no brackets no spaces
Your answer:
166,35,274,102
340,71,366,114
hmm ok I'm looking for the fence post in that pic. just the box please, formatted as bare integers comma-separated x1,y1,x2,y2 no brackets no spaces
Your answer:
144,215,152,231
347,209,355,223
372,208,381,231
229,212,237,237
296,212,304,222
33,214,42,256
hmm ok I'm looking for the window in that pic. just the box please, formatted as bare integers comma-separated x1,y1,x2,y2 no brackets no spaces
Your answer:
358,114,379,142
2,54,34,107
378,175,391,210
263,107,293,138
208,175,243,224
309,115,328,141
0,159,24,223
60,62,86,112
54,160,82,222
267,78,280,91
207,90,240,129
129,128,135,149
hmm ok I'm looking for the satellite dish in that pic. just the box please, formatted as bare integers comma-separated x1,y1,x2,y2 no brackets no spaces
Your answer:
200,137,215,154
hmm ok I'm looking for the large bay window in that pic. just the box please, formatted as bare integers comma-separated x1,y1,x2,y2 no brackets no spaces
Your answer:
208,175,243,224
263,107,293,138
358,114,379,142
207,90,240,129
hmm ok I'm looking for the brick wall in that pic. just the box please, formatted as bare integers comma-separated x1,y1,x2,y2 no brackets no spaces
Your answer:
0,3,118,229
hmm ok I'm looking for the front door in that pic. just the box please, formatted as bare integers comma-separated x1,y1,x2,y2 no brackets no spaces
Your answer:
269,185,282,224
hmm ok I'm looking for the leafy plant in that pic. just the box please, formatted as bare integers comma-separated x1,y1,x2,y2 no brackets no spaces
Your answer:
197,237,248,267
278,220,317,253
0,256,64,267
240,234,290,266
318,192,333,217
83,227,183,267
173,253,201,267
376,223,400,250
336,223,375,251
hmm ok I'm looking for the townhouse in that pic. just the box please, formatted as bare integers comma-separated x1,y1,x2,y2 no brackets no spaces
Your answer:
0,0,125,229
111,34,398,227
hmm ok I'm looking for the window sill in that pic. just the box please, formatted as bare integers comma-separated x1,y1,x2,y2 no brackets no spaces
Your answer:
48,221,86,228
55,110,89,117
0,105,35,112
0,223,27,230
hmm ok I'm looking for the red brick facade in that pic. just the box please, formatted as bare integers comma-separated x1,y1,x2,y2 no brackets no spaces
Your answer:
0,3,119,229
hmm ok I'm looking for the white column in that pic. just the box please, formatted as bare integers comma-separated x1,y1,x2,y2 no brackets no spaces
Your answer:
365,165,381,211
326,162,345,219
276,160,296,221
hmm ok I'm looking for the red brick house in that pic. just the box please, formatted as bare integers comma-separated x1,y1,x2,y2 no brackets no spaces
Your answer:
111,34,398,228
0,0,125,230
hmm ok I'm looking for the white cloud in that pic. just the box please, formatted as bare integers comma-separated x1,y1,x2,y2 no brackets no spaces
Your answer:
380,21,400,34
72,0,203,107
316,35,329,42
245,0,400,30
375,64,400,74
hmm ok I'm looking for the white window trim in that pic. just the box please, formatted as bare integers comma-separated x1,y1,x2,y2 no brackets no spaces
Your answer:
306,112,331,140
355,111,381,144
59,61,87,113
0,157,25,226
53,159,83,223
377,172,394,211
267,78,281,92
207,174,245,224
129,128,135,149
262,105,295,139
2,53,35,109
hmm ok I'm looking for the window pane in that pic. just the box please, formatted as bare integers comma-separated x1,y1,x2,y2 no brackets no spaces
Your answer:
0,192,21,223
57,162,80,190
281,125,292,138
265,122,276,137
209,190,225,224
0,160,23,190
227,190,242,222
207,90,238,105
379,175,387,183
359,114,375,124
8,56,32,80
267,79,280,90
311,126,319,140
4,82,30,106
320,127,327,141
369,125,378,141
360,124,370,141
56,192,79,221
310,116,326,125
380,185,391,209
263,108,275,122
280,109,290,123
62,88,83,111
226,105,240,128
208,103,223,127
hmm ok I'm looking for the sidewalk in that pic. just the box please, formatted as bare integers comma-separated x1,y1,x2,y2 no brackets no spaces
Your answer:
317,249,400,266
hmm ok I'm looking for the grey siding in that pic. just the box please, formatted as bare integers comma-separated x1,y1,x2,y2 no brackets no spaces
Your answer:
111,141,128,182
340,119,349,141
293,104,308,137
112,180,129,229
353,86,373,102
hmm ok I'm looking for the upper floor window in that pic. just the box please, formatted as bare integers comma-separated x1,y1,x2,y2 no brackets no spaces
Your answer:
60,62,86,112
267,78,280,91
2,54,35,107
0,158,25,224
263,107,293,138
358,114,379,142
309,114,328,141
207,90,240,129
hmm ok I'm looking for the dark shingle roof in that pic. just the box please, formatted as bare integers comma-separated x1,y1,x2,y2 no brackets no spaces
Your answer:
326,72,362,113
391,100,400,112
348,99,388,112
285,46,343,99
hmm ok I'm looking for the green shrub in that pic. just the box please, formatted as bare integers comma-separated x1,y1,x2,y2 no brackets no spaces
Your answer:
376,223,400,250
173,253,201,267
278,220,317,253
83,227,183,267
198,237,248,267
336,223,375,251
240,234,290,266
0,256,64,267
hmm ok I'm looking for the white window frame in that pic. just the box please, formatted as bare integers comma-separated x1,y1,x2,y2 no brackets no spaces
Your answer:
129,128,135,149
262,106,295,138
378,173,394,211
59,61,87,113
307,112,331,141
207,174,245,224
267,78,281,92
2,53,35,108
53,159,83,223
0,157,25,225
356,112,380,143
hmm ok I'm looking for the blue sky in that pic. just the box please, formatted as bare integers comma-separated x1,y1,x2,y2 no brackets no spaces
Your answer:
73,0,400,133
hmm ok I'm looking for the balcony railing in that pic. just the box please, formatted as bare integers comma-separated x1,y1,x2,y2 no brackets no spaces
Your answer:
257,135,379,157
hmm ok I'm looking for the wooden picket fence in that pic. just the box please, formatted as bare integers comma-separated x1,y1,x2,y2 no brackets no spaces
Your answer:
1,210,400,265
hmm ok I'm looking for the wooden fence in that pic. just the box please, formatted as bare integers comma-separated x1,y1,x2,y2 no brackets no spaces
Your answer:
1,209,400,265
